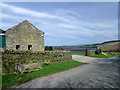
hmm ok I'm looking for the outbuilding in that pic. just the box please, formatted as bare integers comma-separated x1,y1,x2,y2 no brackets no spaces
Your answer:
5,20,44,51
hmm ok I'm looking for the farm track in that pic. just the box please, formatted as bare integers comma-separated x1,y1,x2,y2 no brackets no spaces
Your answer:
12,55,119,88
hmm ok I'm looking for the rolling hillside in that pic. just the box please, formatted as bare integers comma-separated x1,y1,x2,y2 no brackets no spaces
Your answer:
54,40,120,52
96,40,120,52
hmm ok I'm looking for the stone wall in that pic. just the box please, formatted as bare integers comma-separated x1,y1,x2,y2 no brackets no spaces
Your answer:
1,50,72,74
88,50,95,56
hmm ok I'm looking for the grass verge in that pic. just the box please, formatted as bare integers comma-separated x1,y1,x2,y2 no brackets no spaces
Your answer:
71,52,86,56
90,53,120,58
2,60,84,88
71,52,120,58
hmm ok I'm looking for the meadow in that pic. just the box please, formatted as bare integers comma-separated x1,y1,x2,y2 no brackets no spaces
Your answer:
71,52,120,58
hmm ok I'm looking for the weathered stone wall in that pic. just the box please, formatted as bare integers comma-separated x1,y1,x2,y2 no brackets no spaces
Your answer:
5,20,44,51
1,50,72,74
88,50,95,56
85,49,95,56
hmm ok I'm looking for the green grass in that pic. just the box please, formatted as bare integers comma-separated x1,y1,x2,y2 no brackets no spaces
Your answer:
71,52,120,58
0,76,2,88
2,60,84,88
71,52,86,56
90,53,119,58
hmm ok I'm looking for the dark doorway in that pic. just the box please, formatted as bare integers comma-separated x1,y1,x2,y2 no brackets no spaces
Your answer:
16,45,20,50
28,45,32,50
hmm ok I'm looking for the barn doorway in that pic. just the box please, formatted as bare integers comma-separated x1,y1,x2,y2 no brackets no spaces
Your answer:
16,45,20,50
28,45,32,50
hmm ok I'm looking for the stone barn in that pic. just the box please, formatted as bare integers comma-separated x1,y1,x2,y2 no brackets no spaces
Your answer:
5,20,44,51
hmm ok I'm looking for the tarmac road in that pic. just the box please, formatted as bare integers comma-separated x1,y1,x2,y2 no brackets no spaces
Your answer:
12,55,119,88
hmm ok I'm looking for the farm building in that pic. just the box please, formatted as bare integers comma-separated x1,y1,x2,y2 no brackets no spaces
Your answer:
0,20,44,51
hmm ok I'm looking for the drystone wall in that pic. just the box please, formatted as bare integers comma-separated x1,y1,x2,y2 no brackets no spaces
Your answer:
1,50,72,74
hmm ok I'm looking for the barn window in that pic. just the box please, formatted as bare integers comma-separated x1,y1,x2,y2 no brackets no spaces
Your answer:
16,45,20,50
28,45,32,50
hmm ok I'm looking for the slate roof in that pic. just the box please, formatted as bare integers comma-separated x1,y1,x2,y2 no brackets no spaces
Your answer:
0,29,5,33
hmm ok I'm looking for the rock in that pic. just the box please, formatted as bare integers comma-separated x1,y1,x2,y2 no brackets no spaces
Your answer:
15,63,42,73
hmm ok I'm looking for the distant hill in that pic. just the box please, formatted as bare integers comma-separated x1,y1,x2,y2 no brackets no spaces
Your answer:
54,40,120,52
96,40,120,52
92,40,120,45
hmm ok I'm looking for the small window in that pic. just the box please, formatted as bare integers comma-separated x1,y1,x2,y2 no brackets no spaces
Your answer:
41,35,44,37
28,45,32,50
16,45,20,50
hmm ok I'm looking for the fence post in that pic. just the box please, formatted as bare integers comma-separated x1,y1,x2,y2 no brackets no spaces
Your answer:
85,48,88,56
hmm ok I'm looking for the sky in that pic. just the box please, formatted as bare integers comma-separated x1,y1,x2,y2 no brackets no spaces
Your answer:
0,2,118,46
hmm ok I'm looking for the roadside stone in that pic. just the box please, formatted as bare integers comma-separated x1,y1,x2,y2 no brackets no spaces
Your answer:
15,63,42,73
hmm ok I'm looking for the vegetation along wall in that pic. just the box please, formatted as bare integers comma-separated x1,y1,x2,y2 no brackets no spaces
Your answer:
1,50,72,74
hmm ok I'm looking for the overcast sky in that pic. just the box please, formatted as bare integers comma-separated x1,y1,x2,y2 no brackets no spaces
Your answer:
0,2,118,46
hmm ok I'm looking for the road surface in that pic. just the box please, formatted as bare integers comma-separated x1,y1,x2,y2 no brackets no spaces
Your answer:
12,55,119,88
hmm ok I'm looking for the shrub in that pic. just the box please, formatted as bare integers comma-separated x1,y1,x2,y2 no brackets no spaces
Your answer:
31,60,37,63
45,46,53,51
43,60,51,65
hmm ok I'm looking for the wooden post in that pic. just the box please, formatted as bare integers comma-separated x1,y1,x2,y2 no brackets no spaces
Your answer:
85,48,88,56
95,48,99,54
99,48,102,53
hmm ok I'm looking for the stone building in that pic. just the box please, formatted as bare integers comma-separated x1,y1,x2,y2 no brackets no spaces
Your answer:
5,20,44,51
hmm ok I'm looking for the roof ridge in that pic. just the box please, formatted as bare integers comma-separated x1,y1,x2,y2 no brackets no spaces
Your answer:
6,20,44,33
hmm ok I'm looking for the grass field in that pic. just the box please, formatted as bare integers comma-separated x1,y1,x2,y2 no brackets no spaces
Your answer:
71,52,86,56
90,53,119,58
2,60,84,88
71,52,120,58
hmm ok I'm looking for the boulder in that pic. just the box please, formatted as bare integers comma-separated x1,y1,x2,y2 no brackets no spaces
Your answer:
15,63,42,73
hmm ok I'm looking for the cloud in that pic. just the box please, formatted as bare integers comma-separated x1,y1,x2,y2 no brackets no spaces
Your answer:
57,23,80,29
1,2,118,45
1,3,69,22
2,13,24,20
0,22,13,29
